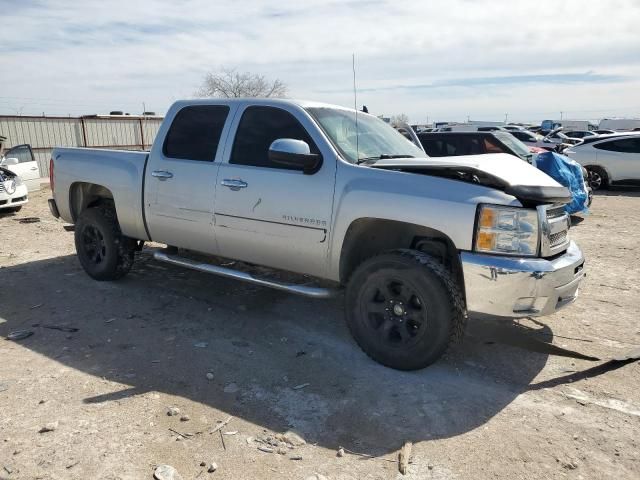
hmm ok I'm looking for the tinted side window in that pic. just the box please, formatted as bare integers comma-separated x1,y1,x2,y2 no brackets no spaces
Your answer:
594,138,640,153
418,135,442,157
5,145,33,163
512,131,534,142
163,105,230,161
230,106,318,169
484,137,505,154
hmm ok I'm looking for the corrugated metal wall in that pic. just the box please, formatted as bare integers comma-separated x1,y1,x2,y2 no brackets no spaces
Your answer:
0,115,163,176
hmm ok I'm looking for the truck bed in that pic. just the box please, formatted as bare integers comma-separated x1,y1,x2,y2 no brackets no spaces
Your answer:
51,147,149,240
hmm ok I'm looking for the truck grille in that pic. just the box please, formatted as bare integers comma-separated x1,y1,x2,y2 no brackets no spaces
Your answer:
0,183,4,193
549,230,568,248
540,204,570,256
546,206,566,220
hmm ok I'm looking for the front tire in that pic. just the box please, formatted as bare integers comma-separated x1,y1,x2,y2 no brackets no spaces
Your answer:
74,205,136,281
345,250,466,370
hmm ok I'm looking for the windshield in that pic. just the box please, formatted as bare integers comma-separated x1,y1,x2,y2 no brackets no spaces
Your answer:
494,132,532,159
305,107,424,164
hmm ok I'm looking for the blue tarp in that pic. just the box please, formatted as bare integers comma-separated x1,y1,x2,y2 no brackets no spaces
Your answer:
535,151,589,215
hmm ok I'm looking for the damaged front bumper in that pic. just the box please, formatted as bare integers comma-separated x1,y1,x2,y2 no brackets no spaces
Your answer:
461,241,585,318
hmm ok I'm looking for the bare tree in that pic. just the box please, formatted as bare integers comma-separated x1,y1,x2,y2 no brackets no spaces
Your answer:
390,113,410,126
195,67,288,98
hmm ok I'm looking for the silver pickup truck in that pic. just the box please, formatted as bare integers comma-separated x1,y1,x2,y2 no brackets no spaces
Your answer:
48,99,585,370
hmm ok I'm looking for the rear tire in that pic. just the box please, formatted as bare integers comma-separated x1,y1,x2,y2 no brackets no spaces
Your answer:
586,166,608,190
74,204,136,281
345,249,466,370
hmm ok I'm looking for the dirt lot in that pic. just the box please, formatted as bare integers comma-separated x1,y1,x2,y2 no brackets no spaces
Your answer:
0,187,639,480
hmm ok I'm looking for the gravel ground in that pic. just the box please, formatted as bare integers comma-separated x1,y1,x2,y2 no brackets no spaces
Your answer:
0,187,639,480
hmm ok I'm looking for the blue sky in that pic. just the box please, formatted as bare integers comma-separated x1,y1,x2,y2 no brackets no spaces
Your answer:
1,0,639,123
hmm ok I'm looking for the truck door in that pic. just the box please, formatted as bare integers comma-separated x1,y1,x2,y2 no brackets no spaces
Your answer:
144,104,233,254
214,105,336,278
2,144,40,191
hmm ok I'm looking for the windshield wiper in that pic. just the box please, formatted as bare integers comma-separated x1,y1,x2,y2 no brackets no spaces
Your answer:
356,154,415,165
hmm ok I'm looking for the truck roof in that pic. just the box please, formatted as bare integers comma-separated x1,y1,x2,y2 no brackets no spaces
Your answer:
171,98,355,112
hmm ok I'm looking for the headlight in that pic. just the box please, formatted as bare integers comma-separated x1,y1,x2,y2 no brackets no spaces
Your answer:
13,176,23,186
475,205,539,256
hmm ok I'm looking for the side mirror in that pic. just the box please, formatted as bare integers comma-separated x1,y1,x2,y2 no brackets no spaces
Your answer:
268,139,321,174
2,157,19,166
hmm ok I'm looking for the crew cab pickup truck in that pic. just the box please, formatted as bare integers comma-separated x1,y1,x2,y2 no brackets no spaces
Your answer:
48,99,586,370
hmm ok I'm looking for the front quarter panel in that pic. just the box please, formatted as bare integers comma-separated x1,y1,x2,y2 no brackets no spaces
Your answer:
327,161,521,281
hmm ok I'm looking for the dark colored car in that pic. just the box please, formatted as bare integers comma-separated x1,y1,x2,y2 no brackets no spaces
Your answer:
417,131,533,163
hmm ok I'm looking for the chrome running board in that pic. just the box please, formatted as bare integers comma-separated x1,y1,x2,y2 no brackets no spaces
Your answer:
153,251,337,299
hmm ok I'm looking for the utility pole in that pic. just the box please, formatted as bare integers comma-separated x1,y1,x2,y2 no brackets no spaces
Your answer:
560,111,564,120
504,113,509,123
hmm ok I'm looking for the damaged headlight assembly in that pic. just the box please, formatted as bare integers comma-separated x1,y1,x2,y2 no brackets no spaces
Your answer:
474,205,539,256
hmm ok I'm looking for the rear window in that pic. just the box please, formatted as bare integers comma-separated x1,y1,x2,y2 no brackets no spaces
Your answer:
163,105,230,161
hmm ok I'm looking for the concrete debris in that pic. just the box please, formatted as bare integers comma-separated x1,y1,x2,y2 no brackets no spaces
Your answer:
246,436,254,445
337,448,345,457
209,416,233,435
7,330,34,341
207,462,218,473
290,455,303,461
292,383,310,390
398,441,413,475
38,421,58,433
223,383,239,394
257,446,274,453
277,447,288,455
180,415,190,422
154,464,183,480
167,407,180,416
223,431,237,435
206,372,214,381
279,431,306,447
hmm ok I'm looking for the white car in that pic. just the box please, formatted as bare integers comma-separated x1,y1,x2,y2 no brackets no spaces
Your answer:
563,134,640,190
0,166,29,213
0,144,41,191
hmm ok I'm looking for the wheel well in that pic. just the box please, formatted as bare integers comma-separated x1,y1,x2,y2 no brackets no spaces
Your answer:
69,182,115,221
339,218,463,285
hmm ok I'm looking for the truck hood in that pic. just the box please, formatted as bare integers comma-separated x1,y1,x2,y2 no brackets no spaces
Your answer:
369,153,571,205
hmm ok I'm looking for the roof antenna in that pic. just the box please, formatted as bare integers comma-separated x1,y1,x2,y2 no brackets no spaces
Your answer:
352,53,359,162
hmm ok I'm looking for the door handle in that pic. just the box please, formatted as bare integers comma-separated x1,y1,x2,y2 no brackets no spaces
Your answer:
30,167,38,171
221,179,248,190
151,170,173,180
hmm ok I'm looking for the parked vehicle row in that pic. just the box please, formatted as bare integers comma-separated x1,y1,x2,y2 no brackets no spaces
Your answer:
416,120,640,191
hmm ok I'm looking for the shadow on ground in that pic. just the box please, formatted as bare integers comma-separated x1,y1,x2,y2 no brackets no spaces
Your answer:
0,251,604,455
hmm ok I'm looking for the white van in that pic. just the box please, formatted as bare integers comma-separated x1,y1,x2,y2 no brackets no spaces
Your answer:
598,119,640,131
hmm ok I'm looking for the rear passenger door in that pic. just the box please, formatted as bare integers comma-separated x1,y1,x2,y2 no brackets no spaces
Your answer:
145,104,233,254
594,138,640,181
214,105,336,278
